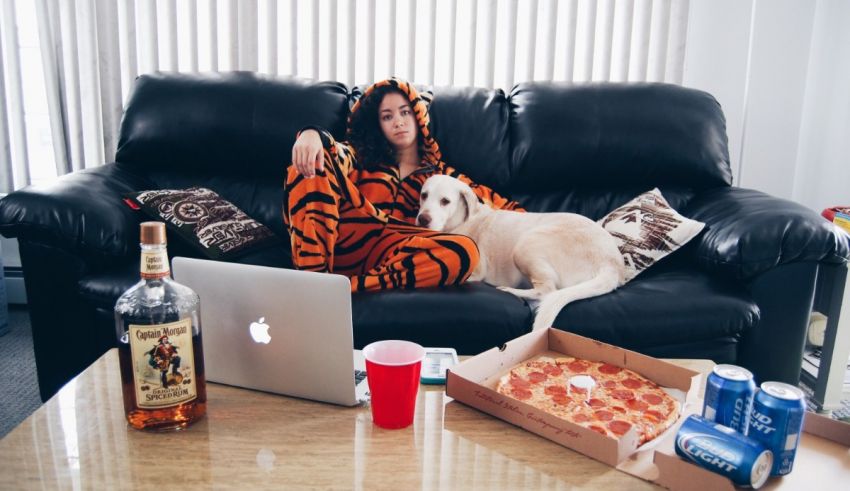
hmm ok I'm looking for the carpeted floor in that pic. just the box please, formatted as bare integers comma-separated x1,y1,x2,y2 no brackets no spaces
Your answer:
0,306,42,438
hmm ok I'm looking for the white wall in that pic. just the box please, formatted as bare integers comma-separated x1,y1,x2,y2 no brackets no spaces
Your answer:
684,0,849,212
792,0,850,212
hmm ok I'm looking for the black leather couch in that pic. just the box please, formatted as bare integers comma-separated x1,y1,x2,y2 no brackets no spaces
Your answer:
1,72,847,402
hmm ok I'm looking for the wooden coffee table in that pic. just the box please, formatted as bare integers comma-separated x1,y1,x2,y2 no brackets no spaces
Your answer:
0,350,713,489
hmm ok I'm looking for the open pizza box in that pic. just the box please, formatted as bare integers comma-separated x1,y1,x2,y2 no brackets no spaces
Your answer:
445,328,850,489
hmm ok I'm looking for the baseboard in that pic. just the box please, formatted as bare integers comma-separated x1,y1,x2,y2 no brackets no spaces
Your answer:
3,268,27,304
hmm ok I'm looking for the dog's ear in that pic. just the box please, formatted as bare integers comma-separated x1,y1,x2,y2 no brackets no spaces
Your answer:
460,185,479,222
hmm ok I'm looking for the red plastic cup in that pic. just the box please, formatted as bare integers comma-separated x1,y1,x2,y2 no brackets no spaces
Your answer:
362,340,425,429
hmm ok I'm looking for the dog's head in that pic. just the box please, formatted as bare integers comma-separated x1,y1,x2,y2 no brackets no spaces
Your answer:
416,175,480,232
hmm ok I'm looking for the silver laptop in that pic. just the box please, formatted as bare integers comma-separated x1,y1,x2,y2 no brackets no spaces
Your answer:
171,257,369,406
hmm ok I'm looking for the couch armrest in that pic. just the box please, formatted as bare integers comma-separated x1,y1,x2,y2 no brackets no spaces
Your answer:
0,163,151,259
685,187,850,280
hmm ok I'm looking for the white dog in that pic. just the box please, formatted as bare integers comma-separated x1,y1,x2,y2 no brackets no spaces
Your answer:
416,175,626,331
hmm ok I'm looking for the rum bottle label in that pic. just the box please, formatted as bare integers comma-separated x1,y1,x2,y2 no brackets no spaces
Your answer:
128,318,197,408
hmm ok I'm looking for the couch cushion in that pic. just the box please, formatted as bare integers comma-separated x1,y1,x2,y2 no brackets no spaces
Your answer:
352,283,533,355
508,82,732,194
552,262,759,351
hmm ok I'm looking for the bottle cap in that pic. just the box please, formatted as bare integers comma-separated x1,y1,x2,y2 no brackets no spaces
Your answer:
140,222,167,245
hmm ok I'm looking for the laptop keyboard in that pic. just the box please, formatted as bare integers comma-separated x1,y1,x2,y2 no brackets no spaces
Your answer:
354,369,367,386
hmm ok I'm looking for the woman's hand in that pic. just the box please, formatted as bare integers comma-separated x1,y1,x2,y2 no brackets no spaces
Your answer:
291,129,324,178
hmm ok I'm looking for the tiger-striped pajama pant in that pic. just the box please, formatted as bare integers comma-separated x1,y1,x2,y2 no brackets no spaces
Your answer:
283,160,480,292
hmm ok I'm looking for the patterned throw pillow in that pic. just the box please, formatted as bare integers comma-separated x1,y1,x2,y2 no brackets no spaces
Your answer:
599,188,705,282
125,187,281,260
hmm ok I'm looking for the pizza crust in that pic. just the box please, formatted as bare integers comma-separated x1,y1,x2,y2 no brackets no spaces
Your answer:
495,355,680,445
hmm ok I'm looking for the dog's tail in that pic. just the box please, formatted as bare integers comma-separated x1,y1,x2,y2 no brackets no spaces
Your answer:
532,268,621,331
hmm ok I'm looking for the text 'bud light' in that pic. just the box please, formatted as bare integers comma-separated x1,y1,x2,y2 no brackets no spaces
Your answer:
748,381,806,476
703,364,756,434
676,414,773,489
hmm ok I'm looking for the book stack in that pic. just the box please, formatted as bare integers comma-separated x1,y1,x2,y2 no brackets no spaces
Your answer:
822,206,850,234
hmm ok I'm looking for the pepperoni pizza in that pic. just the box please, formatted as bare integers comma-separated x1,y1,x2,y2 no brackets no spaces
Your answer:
495,355,680,444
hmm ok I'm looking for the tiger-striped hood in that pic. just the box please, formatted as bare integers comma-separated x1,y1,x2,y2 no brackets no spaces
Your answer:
347,78,442,166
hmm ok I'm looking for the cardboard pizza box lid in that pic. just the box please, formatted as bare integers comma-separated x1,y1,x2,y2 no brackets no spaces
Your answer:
446,328,701,468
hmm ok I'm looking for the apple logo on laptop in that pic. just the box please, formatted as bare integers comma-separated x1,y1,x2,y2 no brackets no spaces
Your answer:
249,317,272,344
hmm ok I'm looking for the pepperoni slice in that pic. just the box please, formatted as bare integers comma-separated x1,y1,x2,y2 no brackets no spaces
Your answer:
602,380,618,389
622,378,643,389
611,406,626,413
608,420,633,436
588,425,608,435
573,413,592,423
543,364,563,376
544,385,567,396
552,393,570,405
568,361,590,373
644,410,663,423
511,387,533,400
569,385,588,395
626,399,650,412
527,371,547,383
598,363,623,375
586,398,605,408
510,376,532,389
594,410,614,421
612,389,635,400
642,393,664,405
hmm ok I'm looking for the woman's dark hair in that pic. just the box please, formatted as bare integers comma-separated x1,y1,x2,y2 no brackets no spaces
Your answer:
348,85,426,171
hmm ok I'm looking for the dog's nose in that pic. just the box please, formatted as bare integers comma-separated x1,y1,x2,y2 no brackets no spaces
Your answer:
417,213,431,227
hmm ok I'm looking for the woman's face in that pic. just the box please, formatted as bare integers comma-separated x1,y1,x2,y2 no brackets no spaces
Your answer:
378,92,418,152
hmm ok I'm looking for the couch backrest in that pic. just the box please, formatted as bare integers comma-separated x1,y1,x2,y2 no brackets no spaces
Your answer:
116,72,349,179
116,73,732,223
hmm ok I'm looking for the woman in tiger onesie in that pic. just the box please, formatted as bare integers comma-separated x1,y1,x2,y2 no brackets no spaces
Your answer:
284,78,523,292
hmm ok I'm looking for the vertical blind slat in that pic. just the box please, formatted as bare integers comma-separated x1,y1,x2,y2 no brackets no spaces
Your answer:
345,0,353,84
238,0,258,71
407,0,417,81
291,0,299,75
596,0,615,81
525,0,538,83
59,0,84,171
225,0,237,69
95,0,122,161
327,0,335,79
630,0,652,81
165,0,178,70
139,0,159,73
666,0,688,83
208,0,218,71
0,6,14,192
541,0,558,81
310,0,318,79
188,0,198,72
610,0,634,82
503,0,518,89
482,0,496,88
76,0,104,168
426,0,436,84
561,0,578,81
447,0,457,84
466,0,477,85
579,0,597,82
388,0,396,77
366,0,375,82
647,0,671,82
35,0,70,176
117,0,138,100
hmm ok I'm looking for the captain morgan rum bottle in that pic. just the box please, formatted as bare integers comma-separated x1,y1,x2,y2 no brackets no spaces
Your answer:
115,222,206,431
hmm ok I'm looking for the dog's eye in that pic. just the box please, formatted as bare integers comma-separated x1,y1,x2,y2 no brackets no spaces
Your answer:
421,192,428,200
440,198,450,206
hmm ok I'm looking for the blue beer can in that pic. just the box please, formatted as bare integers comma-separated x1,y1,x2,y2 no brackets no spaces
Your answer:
703,364,756,434
748,381,806,476
675,414,773,489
